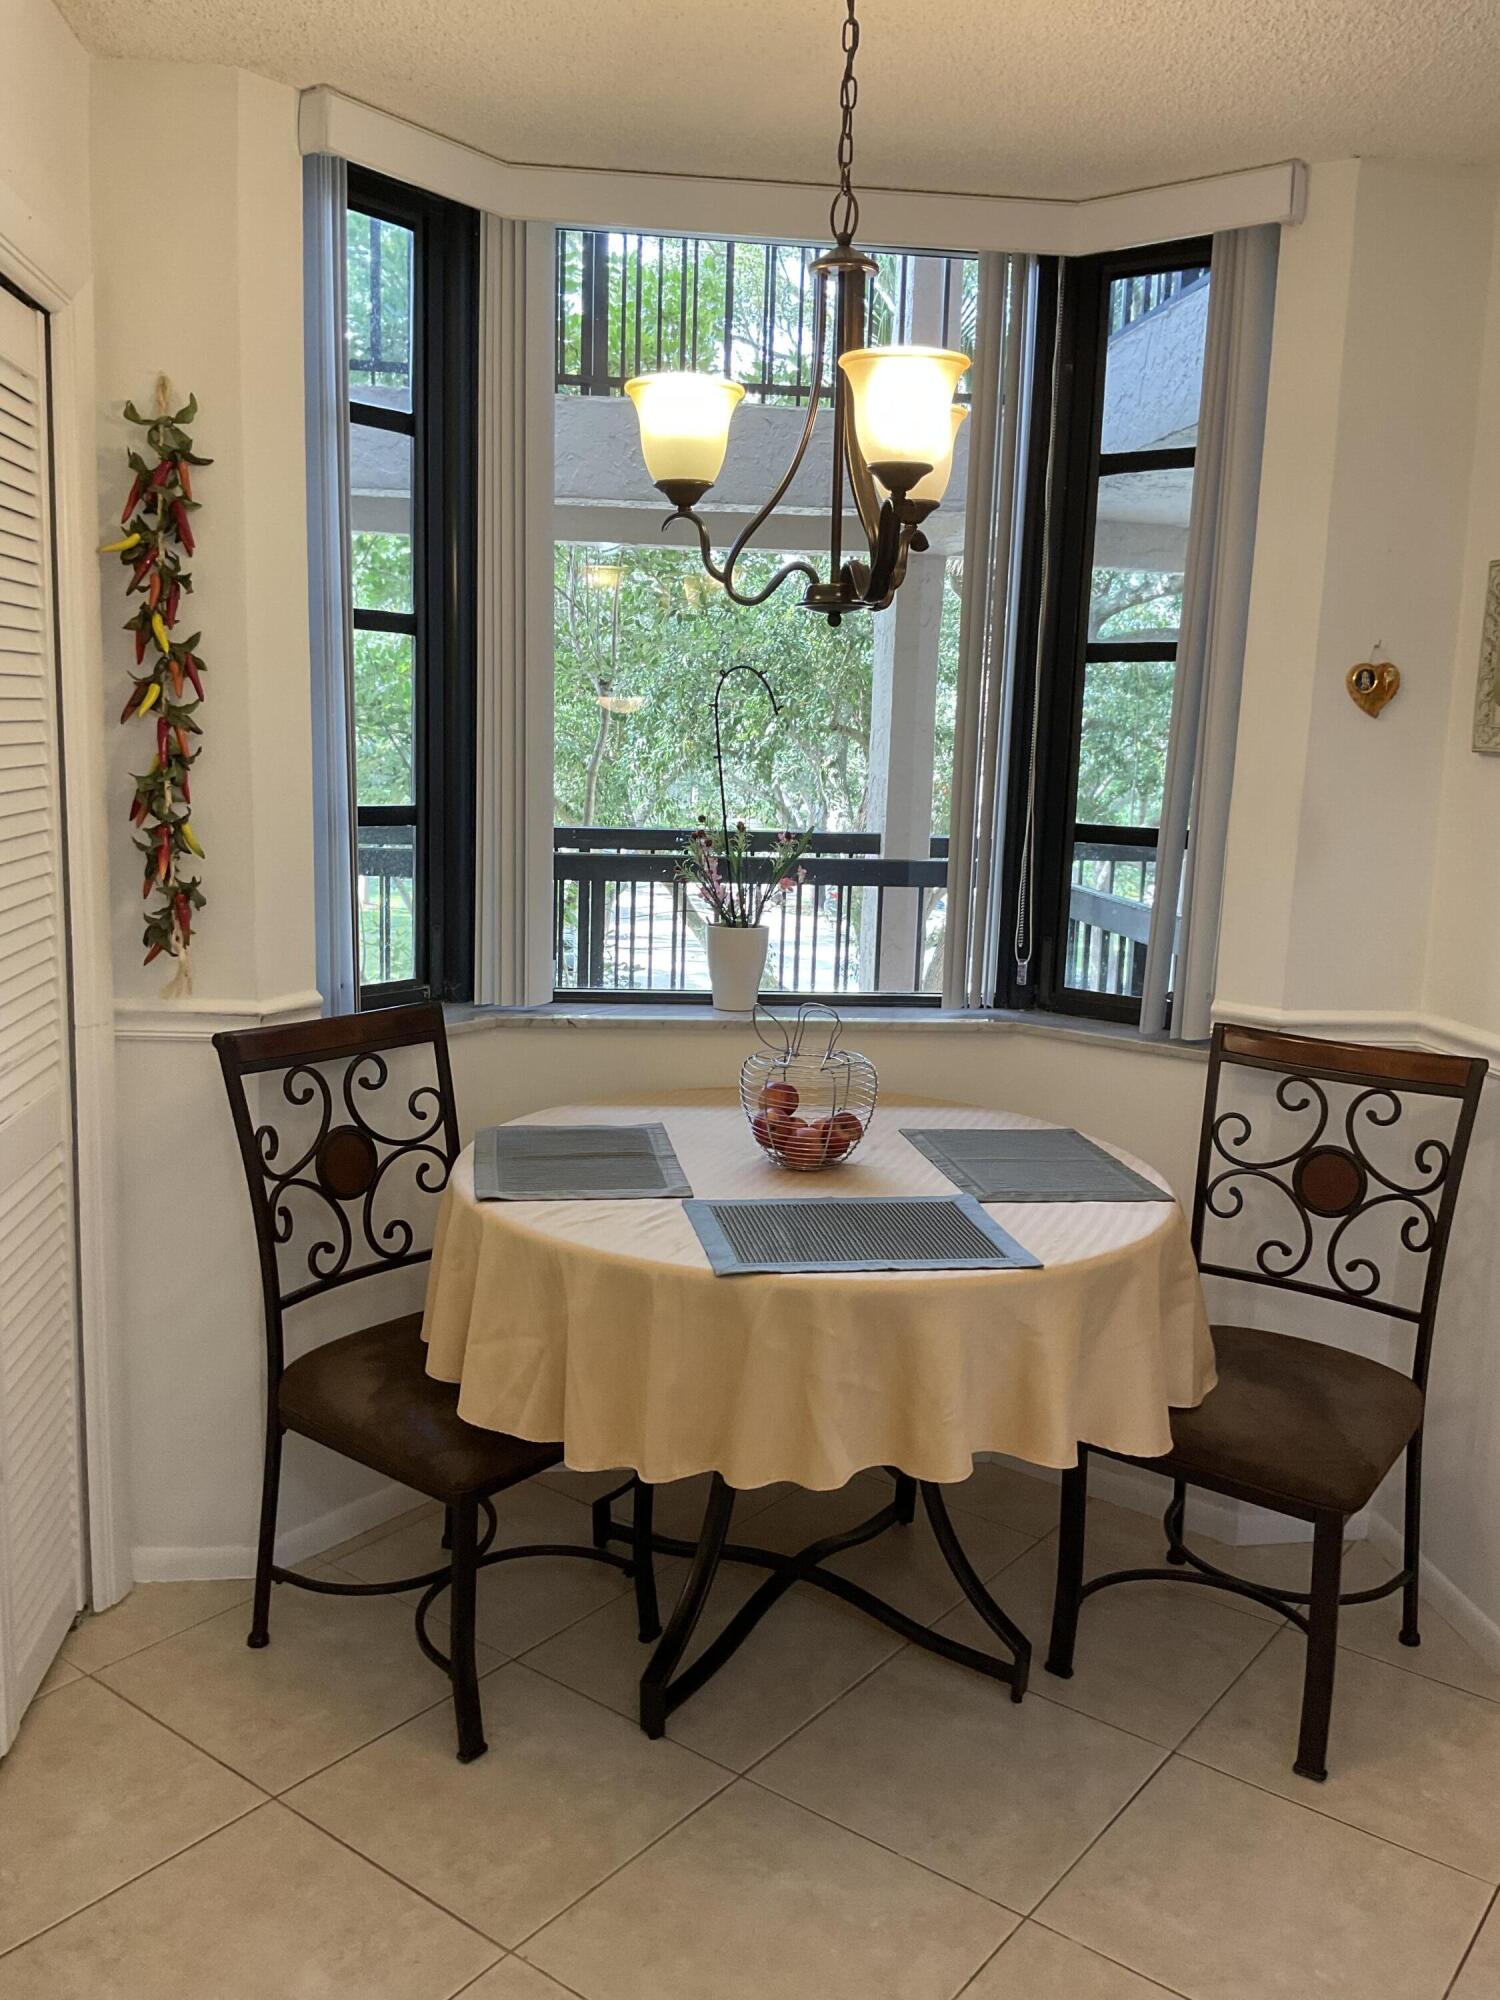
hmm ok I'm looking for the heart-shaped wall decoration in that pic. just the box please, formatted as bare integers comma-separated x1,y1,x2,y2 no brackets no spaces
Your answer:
1346,661,1401,717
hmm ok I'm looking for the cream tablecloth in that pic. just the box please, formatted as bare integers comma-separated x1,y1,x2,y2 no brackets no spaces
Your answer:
421,1094,1215,1491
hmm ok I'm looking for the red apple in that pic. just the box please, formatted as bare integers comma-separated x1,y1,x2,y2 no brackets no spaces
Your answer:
750,1113,773,1151
816,1117,852,1159
830,1111,864,1151
760,1079,799,1115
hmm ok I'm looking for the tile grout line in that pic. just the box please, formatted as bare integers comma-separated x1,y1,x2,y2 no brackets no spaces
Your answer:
1442,1881,1498,1999
1025,1917,1199,2000
1171,1738,1500,1888
0,1794,272,1968
1020,1614,1288,1940
739,1766,1031,1920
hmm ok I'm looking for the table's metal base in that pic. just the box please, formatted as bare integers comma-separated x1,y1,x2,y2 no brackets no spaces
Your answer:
593,1473,1031,1738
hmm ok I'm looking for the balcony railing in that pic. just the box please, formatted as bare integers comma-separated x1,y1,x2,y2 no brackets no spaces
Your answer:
554,827,950,998
556,229,976,406
1066,836,1156,999
1108,266,1209,337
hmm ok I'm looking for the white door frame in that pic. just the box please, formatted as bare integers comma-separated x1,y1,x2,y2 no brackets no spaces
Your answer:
0,202,131,1610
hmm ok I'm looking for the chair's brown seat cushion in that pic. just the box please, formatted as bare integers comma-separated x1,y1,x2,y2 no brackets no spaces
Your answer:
278,1313,562,1503
1147,1323,1423,1516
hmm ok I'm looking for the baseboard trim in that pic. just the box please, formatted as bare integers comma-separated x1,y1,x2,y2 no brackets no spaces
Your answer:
132,1480,420,1582
1365,1513,1500,1674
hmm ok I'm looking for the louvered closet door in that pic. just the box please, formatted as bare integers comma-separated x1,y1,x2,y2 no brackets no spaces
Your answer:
0,283,84,1755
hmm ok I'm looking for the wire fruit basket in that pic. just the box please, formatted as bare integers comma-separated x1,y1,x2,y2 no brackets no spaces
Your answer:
740,1004,878,1172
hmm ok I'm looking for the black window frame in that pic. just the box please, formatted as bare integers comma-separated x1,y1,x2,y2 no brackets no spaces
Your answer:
999,236,1212,1024
347,165,479,1009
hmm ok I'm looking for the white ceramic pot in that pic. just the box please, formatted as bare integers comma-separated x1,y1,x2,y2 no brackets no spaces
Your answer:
706,924,769,1011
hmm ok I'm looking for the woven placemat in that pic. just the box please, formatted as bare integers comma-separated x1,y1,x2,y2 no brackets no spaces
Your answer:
474,1123,691,1201
684,1194,1042,1276
901,1126,1172,1203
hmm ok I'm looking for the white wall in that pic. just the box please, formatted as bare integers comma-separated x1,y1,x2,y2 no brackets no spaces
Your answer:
86,61,376,1576
10,57,1492,1682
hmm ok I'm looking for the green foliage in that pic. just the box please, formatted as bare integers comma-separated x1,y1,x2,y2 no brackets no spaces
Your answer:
346,211,412,400
351,532,415,808
554,542,970,839
556,229,978,401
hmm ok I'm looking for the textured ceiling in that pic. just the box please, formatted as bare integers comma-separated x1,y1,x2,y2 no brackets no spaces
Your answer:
55,0,1500,200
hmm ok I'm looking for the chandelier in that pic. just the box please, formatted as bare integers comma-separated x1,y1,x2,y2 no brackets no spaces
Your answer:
623,0,969,625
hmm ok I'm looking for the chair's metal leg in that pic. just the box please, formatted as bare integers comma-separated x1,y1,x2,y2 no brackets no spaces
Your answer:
1294,1513,1344,1782
247,1420,283,1649
1400,1433,1422,1648
441,1505,454,1552
449,1496,488,1763
631,1479,662,1643
1046,1448,1089,1680
640,1474,735,1739
1165,1478,1189,1563
892,1472,918,1525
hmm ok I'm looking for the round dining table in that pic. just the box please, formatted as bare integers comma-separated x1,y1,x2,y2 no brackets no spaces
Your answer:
421,1091,1214,1733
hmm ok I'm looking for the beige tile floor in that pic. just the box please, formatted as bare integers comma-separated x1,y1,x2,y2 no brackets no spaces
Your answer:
3,1463,1499,2000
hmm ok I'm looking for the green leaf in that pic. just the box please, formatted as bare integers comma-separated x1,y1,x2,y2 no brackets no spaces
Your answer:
173,395,198,425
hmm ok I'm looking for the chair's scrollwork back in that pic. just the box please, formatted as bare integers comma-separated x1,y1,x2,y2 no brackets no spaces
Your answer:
1195,1025,1485,1366
216,1004,461,1316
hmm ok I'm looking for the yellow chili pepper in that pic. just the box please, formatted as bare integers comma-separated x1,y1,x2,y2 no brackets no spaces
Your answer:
136,681,162,717
181,821,205,857
150,612,170,654
99,532,142,554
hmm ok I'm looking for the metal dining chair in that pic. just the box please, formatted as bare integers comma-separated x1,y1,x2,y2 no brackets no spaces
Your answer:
1047,1022,1486,1781
215,1002,659,1763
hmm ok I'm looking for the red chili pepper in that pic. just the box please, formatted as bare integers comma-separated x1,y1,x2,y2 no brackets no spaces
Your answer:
134,627,147,666
174,892,192,942
155,825,171,881
183,655,204,700
171,501,194,554
165,579,180,625
150,458,174,488
167,656,183,700
120,684,145,725
178,460,192,501
156,715,170,767
121,476,143,524
143,941,164,965
146,570,162,611
129,550,157,591
179,770,191,805
141,870,154,900
128,793,147,826
174,725,191,761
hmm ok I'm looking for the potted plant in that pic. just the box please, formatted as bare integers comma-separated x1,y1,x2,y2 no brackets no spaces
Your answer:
678,666,811,1011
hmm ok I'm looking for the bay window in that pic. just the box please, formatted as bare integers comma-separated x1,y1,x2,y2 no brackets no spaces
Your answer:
322,180,1269,1032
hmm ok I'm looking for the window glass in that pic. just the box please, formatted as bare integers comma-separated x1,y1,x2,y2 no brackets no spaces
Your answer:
353,630,415,806
350,425,413,613
1100,267,1209,453
346,211,414,412
357,825,416,988
1089,466,1194,642
551,229,981,1000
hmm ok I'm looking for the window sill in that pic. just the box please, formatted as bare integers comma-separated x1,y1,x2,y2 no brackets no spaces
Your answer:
444,1002,1208,1061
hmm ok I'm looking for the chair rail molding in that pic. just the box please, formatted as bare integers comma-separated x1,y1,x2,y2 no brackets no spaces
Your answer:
113,989,326,1042
1213,1001,1500,1072
299,87,1307,257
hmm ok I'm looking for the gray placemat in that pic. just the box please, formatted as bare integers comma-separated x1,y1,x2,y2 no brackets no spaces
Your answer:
684,1194,1042,1276
474,1123,691,1201
900,1126,1172,1202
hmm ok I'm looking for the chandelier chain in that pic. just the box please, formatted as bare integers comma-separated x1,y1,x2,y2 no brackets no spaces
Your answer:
830,0,861,245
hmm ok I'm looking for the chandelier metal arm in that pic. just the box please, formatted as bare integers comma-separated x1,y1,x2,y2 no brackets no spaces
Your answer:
659,271,833,606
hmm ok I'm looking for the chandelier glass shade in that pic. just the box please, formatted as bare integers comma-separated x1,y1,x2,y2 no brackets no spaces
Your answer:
622,0,969,624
